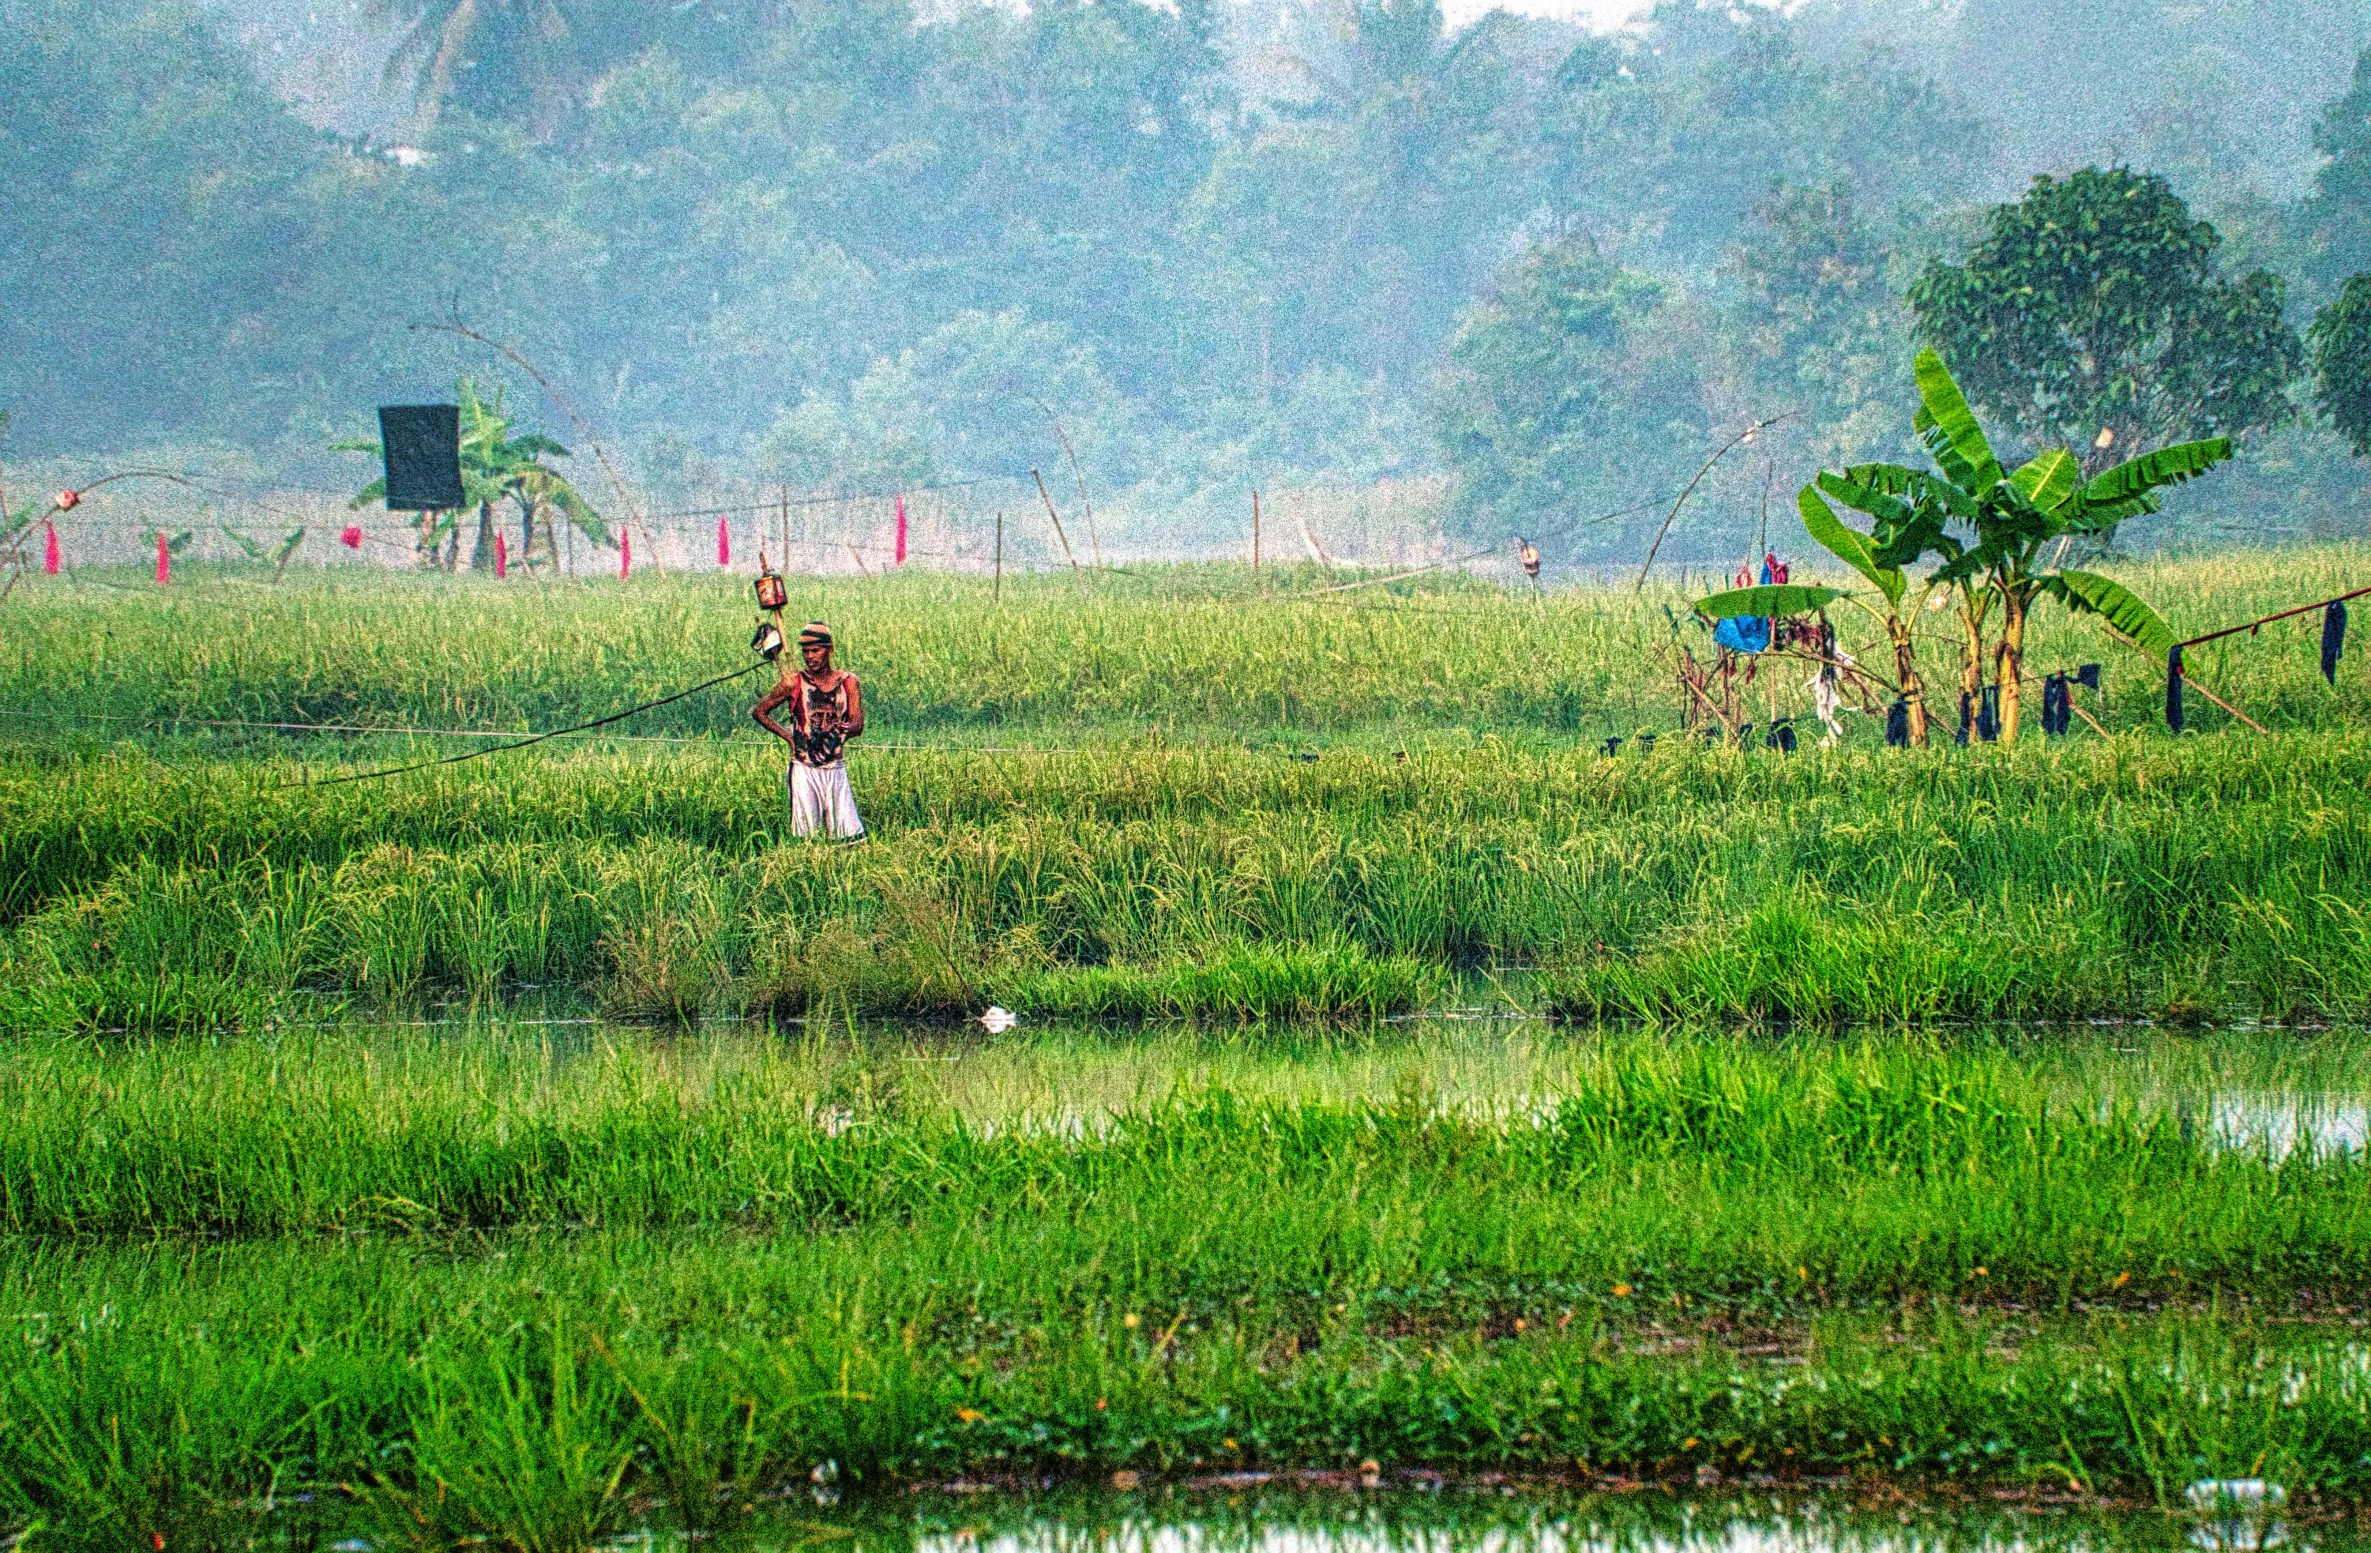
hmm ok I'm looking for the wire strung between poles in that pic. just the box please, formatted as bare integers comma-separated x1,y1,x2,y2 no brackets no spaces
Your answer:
276,661,769,789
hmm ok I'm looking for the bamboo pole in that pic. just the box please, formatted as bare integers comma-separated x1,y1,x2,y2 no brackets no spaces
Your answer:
1032,468,1079,571
2180,669,2270,735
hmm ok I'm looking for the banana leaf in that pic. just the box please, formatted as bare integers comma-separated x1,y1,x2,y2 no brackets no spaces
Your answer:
1912,350,2003,495
1797,486,1903,605
2076,438,2232,509
546,481,613,548
2046,569,2177,657
1814,469,1914,528
1695,583,1846,621
1844,461,1977,522
2010,448,2081,513
220,526,269,561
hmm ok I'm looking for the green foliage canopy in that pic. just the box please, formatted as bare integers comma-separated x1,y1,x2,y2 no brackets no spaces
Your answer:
1907,168,2302,472
2309,272,2371,456
1433,243,1709,545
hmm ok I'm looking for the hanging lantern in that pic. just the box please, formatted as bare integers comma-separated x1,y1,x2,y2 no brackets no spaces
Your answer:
754,565,788,612
340,524,363,549
751,617,785,661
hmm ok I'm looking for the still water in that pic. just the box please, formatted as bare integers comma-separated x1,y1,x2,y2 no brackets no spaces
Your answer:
698,1486,2340,1553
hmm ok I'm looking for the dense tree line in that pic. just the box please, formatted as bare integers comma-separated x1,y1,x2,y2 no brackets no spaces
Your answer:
4,0,2371,556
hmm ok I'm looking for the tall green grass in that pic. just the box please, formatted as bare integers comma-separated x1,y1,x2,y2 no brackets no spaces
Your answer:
6,731,2371,1024
6,546,2367,745
0,1023,2359,1277
4,1025,2371,1536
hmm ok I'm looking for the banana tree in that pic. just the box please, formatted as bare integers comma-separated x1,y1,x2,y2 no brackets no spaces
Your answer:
1801,350,2226,743
222,525,308,582
1790,470,1964,745
335,379,609,572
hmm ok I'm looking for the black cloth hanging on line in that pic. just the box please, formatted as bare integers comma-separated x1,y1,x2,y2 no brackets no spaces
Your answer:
1886,698,1910,747
1975,684,2000,742
2166,644,2185,733
1956,691,1972,746
2324,601,2348,686
2041,673,2070,737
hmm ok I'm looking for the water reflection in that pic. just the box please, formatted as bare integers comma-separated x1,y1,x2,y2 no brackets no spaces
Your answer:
871,1491,2349,1553
2209,1093,2370,1160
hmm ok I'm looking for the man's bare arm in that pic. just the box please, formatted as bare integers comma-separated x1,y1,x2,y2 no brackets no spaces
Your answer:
751,680,797,745
840,675,864,742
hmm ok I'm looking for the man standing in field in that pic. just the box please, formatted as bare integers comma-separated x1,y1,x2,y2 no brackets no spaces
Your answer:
752,622,866,841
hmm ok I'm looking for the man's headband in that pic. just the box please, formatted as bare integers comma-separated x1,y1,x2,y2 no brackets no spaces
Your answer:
799,623,833,647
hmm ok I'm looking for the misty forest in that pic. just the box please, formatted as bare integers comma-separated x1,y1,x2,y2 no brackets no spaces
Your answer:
8,0,2371,561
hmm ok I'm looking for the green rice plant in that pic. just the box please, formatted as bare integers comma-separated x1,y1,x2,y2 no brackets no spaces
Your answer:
0,1025,2368,1517
370,1316,638,1553
13,728,2371,1024
6,546,2365,752
6,1228,2371,1518
1006,939,1445,1023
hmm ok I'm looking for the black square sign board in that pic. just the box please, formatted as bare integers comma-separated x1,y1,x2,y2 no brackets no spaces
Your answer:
378,404,465,510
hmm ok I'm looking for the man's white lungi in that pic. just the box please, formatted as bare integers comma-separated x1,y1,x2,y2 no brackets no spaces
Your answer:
788,759,865,840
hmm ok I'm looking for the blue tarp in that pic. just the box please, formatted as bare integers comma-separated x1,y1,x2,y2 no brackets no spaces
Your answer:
1709,558,1780,655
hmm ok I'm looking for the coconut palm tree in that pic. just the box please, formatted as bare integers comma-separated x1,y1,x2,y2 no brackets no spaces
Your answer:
371,0,576,140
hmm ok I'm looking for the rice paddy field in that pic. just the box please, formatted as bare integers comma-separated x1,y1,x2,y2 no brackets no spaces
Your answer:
4,545,2371,1544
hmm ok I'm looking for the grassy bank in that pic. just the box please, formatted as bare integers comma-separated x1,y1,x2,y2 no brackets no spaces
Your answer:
6,731,2371,1026
3,1024,2370,1539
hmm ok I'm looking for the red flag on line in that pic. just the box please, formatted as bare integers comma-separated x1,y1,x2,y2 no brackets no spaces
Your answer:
156,532,170,585
43,522,58,575
717,515,731,568
495,531,509,579
621,530,632,580
894,493,908,565
340,525,363,549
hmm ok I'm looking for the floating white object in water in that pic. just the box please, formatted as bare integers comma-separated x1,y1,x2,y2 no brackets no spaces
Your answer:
2187,1481,2289,1552
980,1006,1018,1034
2188,1482,2285,1512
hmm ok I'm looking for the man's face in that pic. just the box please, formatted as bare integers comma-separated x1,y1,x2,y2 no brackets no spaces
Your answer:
802,641,830,673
